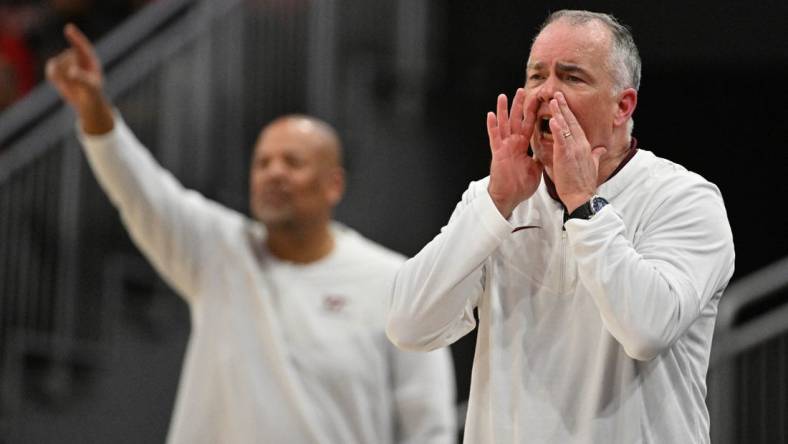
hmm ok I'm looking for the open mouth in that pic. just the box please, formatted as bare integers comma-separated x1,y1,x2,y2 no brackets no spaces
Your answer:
539,117,552,135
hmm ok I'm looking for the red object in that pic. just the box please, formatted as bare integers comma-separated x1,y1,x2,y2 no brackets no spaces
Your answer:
1,33,36,95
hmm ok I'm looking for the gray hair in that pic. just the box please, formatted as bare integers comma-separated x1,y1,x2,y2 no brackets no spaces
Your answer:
536,10,642,93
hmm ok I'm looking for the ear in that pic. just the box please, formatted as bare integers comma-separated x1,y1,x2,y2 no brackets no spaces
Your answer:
613,87,638,128
325,167,346,206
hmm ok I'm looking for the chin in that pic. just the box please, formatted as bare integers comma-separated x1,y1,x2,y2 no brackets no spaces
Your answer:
256,208,293,226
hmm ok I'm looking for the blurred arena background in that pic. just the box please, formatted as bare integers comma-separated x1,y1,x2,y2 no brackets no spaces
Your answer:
1,0,787,442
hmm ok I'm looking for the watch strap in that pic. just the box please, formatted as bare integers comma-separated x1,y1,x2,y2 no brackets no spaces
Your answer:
565,196,608,222
566,201,594,221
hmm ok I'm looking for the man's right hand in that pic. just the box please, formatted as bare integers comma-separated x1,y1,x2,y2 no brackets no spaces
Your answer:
486,88,543,219
46,23,114,135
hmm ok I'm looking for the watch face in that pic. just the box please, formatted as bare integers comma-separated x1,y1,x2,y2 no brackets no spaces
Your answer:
591,196,608,213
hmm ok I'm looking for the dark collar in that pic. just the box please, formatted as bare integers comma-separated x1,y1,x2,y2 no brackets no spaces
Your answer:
544,137,638,204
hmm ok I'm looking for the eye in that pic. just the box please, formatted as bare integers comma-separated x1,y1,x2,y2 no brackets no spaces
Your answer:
528,73,544,82
284,155,305,168
566,75,584,83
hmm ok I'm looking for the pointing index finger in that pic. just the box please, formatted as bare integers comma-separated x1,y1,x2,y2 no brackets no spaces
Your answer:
64,23,99,71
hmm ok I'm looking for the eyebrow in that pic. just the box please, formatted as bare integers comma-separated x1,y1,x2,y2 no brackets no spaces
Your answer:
555,62,591,77
526,61,591,77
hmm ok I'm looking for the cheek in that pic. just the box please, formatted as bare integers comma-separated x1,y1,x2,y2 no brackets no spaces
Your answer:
292,174,324,197
570,101,601,130
249,172,264,193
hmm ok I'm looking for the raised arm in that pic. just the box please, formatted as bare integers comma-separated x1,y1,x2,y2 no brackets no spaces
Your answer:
566,180,735,361
46,25,228,300
387,90,541,351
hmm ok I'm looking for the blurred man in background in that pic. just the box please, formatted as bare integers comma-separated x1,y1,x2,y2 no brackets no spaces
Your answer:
47,23,456,444
387,9,734,443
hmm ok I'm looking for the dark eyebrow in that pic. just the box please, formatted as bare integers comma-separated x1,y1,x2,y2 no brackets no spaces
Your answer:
555,62,591,77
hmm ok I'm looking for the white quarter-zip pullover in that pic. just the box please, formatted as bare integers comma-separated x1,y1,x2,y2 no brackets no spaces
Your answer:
388,149,734,443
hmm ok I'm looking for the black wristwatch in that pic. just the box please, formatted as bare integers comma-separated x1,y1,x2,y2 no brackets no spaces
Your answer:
566,195,608,221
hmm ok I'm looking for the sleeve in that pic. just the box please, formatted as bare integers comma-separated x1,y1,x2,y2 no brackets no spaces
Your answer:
389,345,457,444
386,179,512,351
564,177,735,361
78,113,229,301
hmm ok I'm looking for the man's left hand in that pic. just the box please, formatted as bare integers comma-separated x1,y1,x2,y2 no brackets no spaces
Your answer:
548,92,606,213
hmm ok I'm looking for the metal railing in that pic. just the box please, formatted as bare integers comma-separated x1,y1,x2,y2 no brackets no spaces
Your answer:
709,256,788,444
0,0,250,439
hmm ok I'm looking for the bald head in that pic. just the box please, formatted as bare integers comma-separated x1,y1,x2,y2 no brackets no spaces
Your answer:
249,115,346,229
259,114,343,170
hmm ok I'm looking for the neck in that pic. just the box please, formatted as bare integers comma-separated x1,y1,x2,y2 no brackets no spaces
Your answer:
265,221,335,264
595,137,633,186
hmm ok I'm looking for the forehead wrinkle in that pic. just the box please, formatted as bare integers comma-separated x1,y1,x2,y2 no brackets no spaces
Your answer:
527,20,616,88
555,62,591,75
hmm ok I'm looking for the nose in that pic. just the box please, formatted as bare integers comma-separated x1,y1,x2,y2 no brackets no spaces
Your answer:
258,158,288,182
536,75,559,104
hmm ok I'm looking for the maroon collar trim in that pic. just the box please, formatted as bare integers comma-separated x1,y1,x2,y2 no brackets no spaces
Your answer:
544,137,638,204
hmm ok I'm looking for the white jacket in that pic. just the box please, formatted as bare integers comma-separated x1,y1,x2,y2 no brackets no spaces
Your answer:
388,149,734,443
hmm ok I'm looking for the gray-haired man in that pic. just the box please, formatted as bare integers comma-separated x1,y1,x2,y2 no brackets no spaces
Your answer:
388,10,734,443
